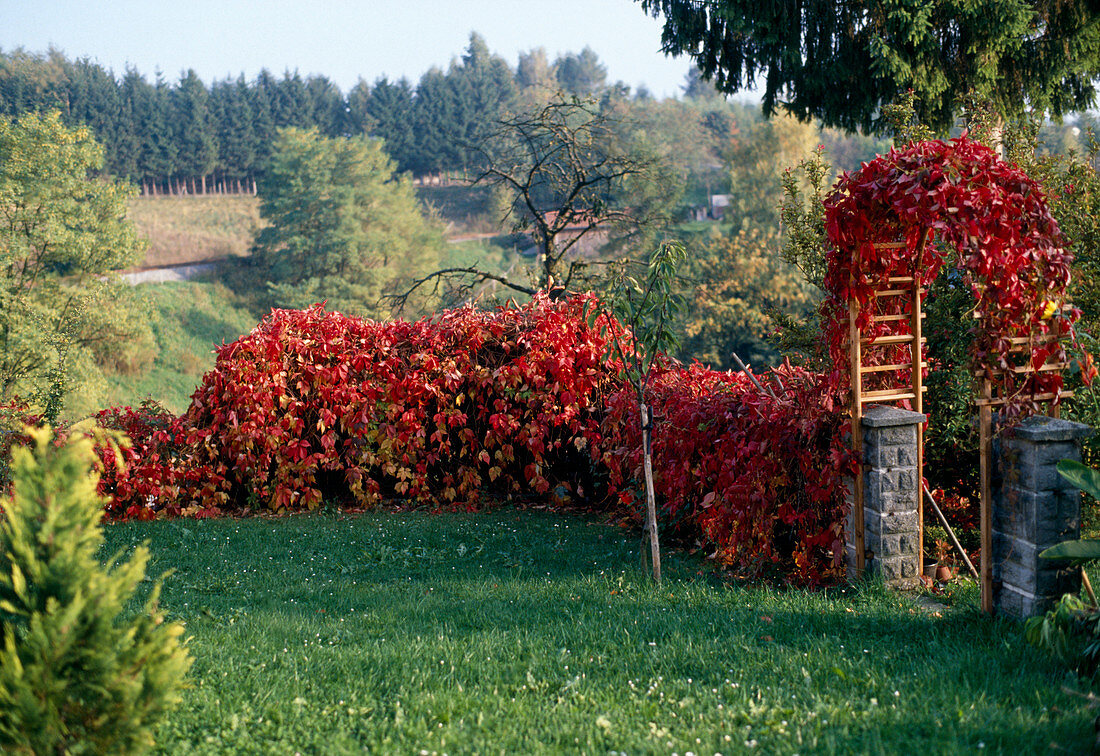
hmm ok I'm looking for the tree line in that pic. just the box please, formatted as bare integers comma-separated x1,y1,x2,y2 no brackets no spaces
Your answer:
0,35,635,195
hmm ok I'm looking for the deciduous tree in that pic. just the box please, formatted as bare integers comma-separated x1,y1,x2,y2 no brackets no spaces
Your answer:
475,95,670,290
0,110,151,416
248,127,444,317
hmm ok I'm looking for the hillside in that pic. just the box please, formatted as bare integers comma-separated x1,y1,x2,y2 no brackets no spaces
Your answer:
126,186,504,270
103,281,261,414
126,195,262,268
125,193,262,267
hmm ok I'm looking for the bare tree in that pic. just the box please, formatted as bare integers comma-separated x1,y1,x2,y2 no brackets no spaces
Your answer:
385,94,671,310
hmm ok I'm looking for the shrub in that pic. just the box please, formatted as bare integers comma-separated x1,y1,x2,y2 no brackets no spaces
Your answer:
597,362,852,584
174,294,620,512
92,400,185,520
0,426,191,755
1025,593,1100,677
73,297,859,586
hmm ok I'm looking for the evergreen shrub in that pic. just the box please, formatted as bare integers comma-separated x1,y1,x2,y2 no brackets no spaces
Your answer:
0,426,191,755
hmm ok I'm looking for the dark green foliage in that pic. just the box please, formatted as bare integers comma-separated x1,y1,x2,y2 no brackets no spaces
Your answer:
350,76,417,173
639,0,1100,132
171,70,217,189
210,75,257,184
0,427,191,755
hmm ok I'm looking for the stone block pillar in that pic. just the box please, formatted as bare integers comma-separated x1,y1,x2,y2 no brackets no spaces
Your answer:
993,416,1093,619
846,405,925,586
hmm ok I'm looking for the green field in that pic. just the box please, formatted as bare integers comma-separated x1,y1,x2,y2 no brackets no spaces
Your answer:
102,510,1096,754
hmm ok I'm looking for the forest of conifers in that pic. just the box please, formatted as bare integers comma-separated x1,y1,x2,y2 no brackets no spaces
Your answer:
0,35,658,194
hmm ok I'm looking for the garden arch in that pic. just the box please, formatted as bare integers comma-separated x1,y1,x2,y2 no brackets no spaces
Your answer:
823,137,1078,610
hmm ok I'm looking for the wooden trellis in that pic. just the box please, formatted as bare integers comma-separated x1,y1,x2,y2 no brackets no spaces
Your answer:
849,236,928,575
848,236,1074,614
973,309,1074,612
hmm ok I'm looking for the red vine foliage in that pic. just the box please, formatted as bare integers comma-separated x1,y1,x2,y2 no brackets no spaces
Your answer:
45,295,854,585
174,294,620,512
597,363,853,584
823,136,1082,416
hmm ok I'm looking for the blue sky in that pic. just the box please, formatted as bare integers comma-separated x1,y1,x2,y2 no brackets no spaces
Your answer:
1,0,715,98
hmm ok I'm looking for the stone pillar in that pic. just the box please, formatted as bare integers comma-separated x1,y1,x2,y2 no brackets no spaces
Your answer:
846,404,925,586
993,416,1093,619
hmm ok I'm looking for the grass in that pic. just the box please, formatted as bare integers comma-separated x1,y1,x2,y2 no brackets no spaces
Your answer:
103,281,259,413
101,509,1096,754
127,195,262,267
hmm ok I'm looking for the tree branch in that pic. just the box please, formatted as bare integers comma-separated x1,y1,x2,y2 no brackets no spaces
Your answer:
381,266,537,314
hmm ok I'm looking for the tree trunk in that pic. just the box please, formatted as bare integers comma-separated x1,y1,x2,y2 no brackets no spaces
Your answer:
541,239,555,290
640,402,661,584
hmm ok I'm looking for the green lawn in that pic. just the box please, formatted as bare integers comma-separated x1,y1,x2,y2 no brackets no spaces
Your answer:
103,510,1095,754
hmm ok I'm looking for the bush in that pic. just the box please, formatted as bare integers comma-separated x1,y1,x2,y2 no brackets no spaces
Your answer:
73,297,859,586
0,426,191,755
93,400,184,520
598,362,852,584
173,294,619,512
1025,593,1100,678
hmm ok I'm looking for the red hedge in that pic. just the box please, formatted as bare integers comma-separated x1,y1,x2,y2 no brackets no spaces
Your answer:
173,294,618,512
68,296,854,584
597,363,852,584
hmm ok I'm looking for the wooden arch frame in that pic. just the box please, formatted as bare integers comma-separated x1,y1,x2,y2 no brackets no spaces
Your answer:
827,137,1077,613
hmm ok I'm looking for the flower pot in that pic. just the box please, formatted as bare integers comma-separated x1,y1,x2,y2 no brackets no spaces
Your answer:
923,562,938,580
935,563,954,582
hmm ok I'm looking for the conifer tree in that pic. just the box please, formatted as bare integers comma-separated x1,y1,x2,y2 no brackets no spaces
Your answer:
357,77,417,173
639,0,1100,131
171,69,216,192
0,426,191,754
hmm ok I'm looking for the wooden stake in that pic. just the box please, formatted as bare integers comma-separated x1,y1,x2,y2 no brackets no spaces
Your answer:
911,233,926,576
923,484,979,580
640,403,661,585
979,376,994,614
731,352,777,400
849,278,865,575
1082,567,1097,608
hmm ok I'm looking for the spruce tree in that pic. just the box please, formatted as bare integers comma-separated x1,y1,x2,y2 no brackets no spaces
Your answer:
639,0,1100,131
0,426,191,754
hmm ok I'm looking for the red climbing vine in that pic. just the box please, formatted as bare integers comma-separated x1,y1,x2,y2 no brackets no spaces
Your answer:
822,136,1085,416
